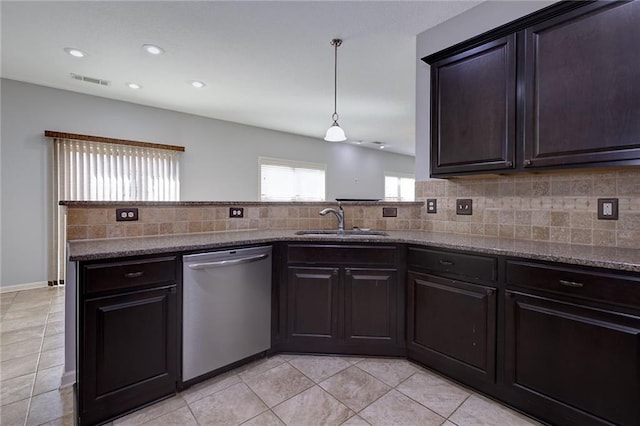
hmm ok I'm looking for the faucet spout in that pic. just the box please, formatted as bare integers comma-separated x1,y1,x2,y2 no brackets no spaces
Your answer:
319,203,345,231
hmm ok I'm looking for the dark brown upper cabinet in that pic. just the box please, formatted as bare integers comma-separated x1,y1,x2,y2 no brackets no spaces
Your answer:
424,1,640,177
430,35,516,175
523,1,640,169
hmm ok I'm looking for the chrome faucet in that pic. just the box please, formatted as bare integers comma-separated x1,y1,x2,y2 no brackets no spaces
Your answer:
319,203,345,231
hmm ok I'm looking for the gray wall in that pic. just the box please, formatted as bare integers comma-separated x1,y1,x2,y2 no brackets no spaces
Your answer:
415,1,556,180
0,78,413,288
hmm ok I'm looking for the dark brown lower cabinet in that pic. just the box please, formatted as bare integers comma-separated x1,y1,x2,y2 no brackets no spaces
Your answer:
287,267,340,344
282,244,404,355
505,291,640,426
407,272,496,387
79,256,178,425
344,268,397,345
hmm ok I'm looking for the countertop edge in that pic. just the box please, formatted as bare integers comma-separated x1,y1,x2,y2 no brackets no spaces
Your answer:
67,231,640,273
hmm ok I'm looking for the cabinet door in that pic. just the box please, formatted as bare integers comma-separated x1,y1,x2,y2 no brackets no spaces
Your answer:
81,286,177,425
407,272,496,384
344,268,397,345
523,1,640,168
505,291,640,426
287,267,340,342
430,35,516,175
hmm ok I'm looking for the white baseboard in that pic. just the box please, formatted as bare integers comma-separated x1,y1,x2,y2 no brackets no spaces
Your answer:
0,281,50,293
60,370,76,388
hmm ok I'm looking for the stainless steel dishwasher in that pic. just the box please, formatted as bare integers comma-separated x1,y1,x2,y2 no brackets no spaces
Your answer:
182,246,272,382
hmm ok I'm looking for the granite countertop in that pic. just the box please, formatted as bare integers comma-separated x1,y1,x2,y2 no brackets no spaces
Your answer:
67,229,640,273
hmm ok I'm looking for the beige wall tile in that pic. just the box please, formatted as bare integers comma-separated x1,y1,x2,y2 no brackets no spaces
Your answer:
531,179,550,196
617,230,640,248
125,224,142,237
549,227,571,243
106,224,126,238
571,228,592,245
570,212,592,229
87,209,107,224
571,179,593,196
550,211,570,227
551,179,571,196
143,223,159,236
531,226,550,241
67,225,87,240
593,230,616,246
66,210,88,226
87,225,107,239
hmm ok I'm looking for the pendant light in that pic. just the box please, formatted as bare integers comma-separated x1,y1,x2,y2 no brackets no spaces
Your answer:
324,39,347,142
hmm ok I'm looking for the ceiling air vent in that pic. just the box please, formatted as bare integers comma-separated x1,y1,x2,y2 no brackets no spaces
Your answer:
70,73,111,86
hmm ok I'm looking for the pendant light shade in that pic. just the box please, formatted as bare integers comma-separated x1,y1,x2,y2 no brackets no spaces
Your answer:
324,39,347,142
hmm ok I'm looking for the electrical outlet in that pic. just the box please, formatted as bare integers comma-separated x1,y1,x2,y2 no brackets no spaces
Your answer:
597,198,618,220
229,207,244,218
456,199,473,215
382,207,397,217
426,199,437,214
116,208,138,221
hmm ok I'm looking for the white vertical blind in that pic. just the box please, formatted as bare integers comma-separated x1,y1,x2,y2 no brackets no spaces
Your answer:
55,139,180,201
50,137,181,285
260,157,326,201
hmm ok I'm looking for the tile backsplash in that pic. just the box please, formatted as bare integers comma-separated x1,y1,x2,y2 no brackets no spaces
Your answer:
416,169,640,249
65,203,423,241
65,169,639,249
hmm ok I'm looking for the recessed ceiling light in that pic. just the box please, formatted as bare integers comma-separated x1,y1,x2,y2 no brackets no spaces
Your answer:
379,144,386,149
142,44,164,55
354,140,363,145
64,48,86,58
127,83,142,90
190,81,206,89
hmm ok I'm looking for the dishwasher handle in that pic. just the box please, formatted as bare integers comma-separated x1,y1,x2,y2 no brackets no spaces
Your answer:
186,253,269,270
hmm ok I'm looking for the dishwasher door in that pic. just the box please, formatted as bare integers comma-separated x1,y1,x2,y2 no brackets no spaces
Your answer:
182,246,272,382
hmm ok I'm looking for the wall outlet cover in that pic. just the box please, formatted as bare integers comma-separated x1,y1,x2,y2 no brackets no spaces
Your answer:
115,208,138,221
426,199,437,214
229,207,244,218
382,207,397,217
597,198,618,220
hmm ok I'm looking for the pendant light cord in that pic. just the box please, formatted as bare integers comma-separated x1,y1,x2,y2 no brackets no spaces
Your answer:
331,39,342,122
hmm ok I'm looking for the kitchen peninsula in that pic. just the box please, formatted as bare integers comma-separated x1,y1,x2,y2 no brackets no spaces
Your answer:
64,202,639,425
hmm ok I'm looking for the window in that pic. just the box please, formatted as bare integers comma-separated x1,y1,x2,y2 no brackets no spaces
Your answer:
260,157,326,201
385,173,415,201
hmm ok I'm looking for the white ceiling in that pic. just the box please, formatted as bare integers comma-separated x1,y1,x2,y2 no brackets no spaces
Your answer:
1,1,482,156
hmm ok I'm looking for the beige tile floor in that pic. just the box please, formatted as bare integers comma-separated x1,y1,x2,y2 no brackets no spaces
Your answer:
1,287,541,426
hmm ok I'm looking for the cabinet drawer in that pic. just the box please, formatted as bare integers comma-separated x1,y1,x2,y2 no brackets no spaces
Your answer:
288,244,396,266
408,247,497,283
83,256,177,295
506,260,640,309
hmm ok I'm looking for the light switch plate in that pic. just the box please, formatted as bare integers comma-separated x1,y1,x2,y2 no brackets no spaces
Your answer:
456,199,473,215
597,198,618,220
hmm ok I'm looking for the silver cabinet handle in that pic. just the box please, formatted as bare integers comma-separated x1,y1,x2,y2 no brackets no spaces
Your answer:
524,159,533,166
559,279,584,288
439,260,454,266
124,271,144,278
187,253,269,270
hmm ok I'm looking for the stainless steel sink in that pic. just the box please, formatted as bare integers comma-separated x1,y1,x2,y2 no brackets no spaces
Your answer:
295,230,389,237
